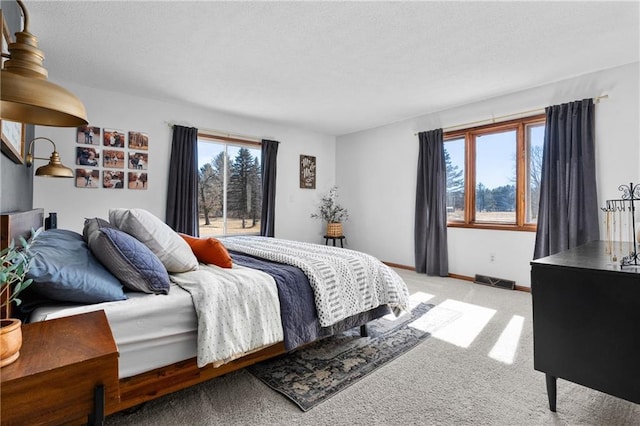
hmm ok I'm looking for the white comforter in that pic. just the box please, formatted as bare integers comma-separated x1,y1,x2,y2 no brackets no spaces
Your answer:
170,263,283,368
222,236,411,327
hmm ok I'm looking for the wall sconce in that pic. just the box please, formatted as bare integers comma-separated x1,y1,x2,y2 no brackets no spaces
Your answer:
0,0,88,127
26,137,73,178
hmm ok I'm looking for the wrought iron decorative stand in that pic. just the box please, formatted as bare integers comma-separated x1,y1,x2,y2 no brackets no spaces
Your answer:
601,182,639,268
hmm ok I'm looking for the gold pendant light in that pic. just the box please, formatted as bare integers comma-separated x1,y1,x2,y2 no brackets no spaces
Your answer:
1,0,88,127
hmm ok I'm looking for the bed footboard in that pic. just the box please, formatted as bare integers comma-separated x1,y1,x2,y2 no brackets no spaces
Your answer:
110,306,387,414
111,342,286,414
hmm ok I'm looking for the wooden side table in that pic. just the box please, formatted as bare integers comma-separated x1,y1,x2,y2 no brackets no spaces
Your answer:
1,310,119,425
324,235,346,248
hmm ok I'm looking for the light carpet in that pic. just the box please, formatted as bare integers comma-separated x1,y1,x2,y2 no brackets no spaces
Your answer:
105,270,640,425
248,300,459,411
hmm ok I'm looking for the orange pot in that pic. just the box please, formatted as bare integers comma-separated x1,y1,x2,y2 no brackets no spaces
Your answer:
0,318,22,367
326,222,343,237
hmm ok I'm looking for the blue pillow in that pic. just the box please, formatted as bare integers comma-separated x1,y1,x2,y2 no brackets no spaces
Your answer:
89,228,170,294
26,229,127,303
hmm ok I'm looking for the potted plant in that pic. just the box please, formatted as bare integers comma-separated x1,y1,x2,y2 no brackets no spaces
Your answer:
1,230,39,367
311,186,349,237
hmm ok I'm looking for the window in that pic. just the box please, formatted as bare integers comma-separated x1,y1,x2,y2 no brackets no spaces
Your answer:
444,115,545,231
197,134,262,237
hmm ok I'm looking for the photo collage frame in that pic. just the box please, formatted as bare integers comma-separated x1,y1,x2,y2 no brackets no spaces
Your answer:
75,126,149,190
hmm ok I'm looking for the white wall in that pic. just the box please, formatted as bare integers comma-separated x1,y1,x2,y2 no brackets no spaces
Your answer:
33,81,336,243
337,62,640,287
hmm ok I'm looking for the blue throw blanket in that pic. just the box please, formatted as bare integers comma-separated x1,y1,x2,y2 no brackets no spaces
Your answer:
229,251,321,350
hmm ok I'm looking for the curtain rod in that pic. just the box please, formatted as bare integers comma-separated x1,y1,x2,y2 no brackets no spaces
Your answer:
166,121,264,142
414,94,609,135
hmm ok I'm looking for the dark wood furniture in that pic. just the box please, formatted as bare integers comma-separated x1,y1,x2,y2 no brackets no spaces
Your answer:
1,311,119,425
324,235,345,247
1,208,44,318
530,241,640,412
0,208,44,250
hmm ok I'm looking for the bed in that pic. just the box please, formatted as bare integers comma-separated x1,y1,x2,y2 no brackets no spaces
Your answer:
4,208,410,414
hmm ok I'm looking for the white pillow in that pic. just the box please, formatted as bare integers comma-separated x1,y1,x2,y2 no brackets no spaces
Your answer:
109,208,198,273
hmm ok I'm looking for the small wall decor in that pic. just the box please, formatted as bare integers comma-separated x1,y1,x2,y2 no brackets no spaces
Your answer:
128,131,148,150
75,169,99,188
103,149,125,168
103,171,124,189
128,172,148,190
73,126,150,191
128,152,148,170
300,155,316,189
76,126,100,145
75,146,100,167
103,128,125,148
0,119,25,164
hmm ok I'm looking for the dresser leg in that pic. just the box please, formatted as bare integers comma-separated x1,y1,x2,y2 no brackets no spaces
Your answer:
88,384,105,425
546,374,557,412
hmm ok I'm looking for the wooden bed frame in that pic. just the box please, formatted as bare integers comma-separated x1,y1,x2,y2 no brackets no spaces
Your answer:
0,208,44,250
113,343,286,413
1,208,44,318
2,208,372,416
1,209,286,414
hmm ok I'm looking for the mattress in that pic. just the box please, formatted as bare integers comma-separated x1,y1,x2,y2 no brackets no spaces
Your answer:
30,283,197,379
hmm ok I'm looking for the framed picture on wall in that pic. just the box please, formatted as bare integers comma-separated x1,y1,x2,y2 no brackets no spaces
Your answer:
128,152,148,170
128,172,148,190
103,128,125,148
75,169,99,188
128,131,148,150
103,149,125,168
300,155,316,189
0,119,26,164
76,126,101,145
103,171,124,189
75,147,100,167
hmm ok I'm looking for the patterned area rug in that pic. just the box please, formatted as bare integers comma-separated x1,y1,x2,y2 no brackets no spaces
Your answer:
248,299,459,411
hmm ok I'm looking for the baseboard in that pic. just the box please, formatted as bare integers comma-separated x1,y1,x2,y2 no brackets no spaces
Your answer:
448,273,474,282
382,264,531,293
382,261,415,271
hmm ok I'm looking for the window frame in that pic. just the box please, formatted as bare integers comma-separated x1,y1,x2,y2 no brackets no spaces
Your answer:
445,114,545,232
197,132,262,237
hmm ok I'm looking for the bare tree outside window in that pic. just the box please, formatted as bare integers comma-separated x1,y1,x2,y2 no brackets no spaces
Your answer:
197,138,261,236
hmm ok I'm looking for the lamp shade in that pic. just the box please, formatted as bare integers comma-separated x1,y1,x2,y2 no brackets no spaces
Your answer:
1,71,88,127
26,137,74,178
0,1,88,127
34,151,74,178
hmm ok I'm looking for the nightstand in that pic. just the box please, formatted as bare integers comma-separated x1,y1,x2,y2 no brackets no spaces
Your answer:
1,310,119,425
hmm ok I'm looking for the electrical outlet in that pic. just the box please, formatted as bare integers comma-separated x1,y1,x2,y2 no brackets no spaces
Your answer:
489,253,496,262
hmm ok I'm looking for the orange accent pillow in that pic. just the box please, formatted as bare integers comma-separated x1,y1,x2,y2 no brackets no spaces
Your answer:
179,234,233,268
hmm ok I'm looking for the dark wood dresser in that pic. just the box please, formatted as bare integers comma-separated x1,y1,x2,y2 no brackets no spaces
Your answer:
530,241,640,411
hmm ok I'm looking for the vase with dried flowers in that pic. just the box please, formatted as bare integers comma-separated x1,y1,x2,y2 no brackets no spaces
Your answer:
311,186,349,237
1,229,39,367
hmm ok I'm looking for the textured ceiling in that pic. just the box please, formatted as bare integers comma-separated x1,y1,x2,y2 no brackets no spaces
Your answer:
22,1,640,136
